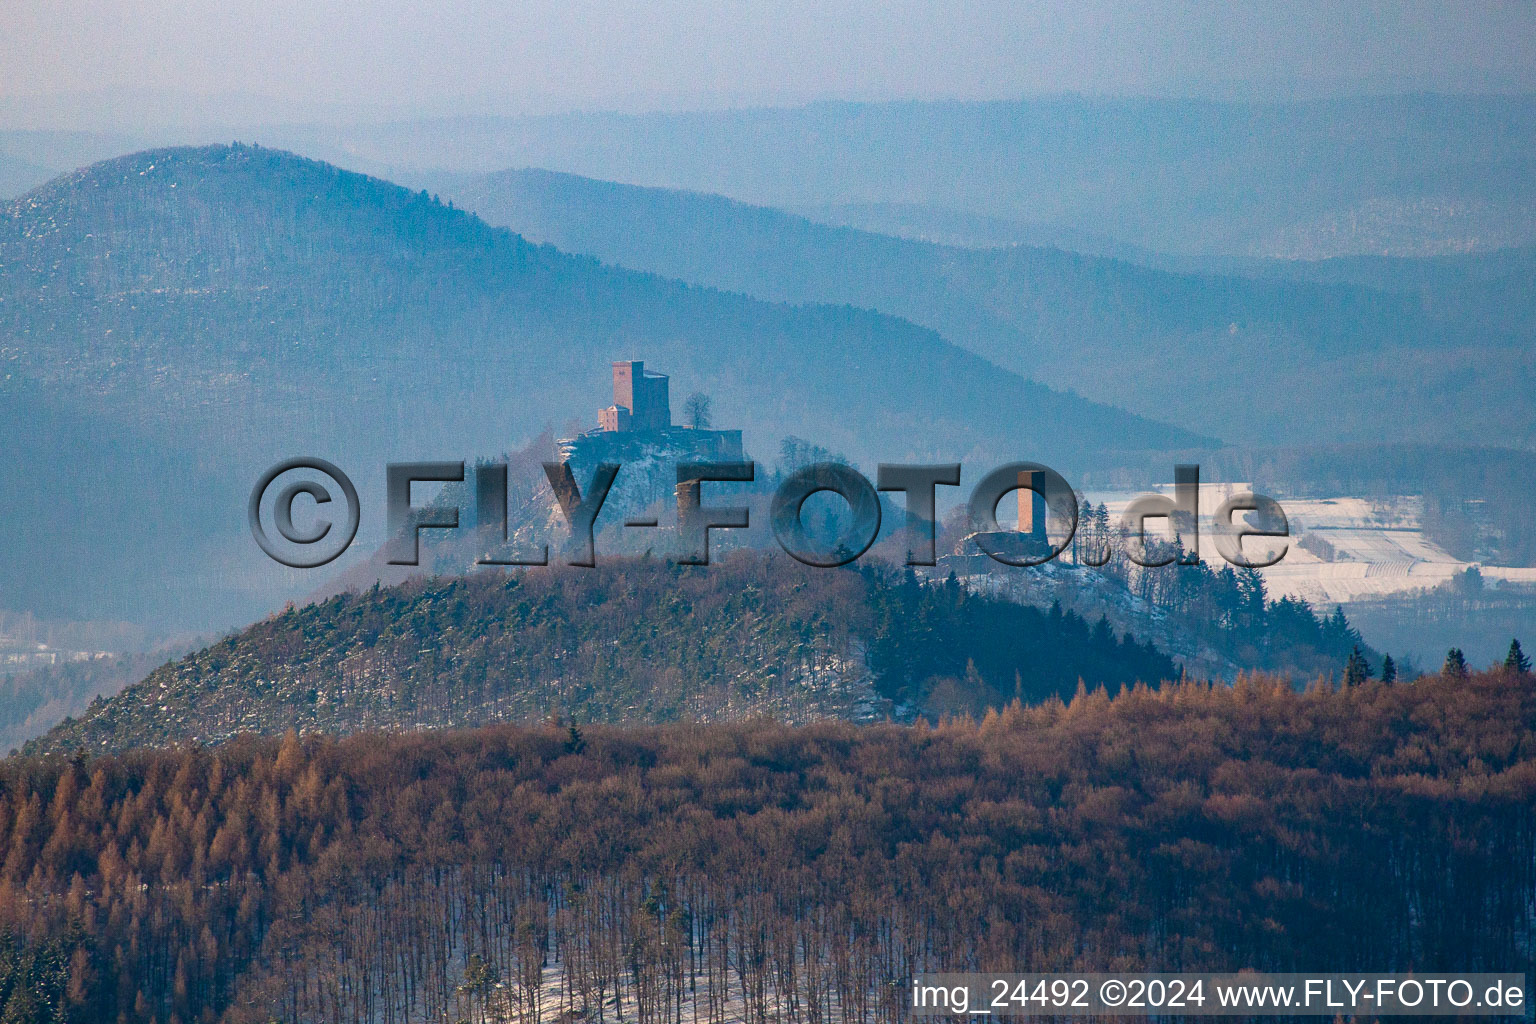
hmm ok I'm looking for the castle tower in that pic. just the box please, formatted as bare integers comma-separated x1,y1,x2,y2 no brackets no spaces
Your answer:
607,360,670,432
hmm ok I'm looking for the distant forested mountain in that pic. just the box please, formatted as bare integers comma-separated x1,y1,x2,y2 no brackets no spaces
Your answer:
1247,243,1536,335
28,555,1177,755
443,167,1536,448
0,144,1202,630
269,94,1536,258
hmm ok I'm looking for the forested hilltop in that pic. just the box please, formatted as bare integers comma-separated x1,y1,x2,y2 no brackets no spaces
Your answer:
1,669,1531,1022
28,556,1176,756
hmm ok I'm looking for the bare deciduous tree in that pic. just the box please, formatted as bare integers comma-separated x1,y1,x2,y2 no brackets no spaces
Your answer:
683,391,712,429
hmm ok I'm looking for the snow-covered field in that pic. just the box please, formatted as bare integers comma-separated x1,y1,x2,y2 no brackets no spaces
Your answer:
1088,485,1536,608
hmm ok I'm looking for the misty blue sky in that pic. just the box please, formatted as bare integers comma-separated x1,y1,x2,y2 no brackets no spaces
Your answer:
2,0,1535,126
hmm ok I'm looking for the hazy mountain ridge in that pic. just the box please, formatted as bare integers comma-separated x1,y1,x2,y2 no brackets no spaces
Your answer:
271,93,1536,258
443,166,1536,447
1244,243,1536,335
0,144,1205,458
0,144,1205,631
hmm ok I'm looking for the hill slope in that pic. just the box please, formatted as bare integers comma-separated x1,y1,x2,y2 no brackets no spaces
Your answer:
28,556,1178,755
443,167,1536,448
0,145,1203,630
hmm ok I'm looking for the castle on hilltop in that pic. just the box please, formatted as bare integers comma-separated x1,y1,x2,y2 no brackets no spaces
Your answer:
562,359,743,464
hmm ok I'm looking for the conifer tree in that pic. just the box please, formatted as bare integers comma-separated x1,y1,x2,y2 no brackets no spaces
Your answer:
1504,639,1530,674
1344,645,1371,686
1443,647,1469,678
1380,654,1397,684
